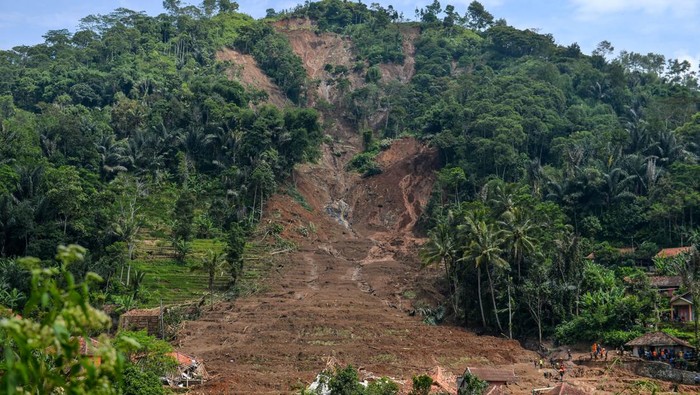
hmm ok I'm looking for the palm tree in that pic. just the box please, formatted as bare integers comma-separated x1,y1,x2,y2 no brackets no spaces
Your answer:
499,207,536,280
194,250,226,309
601,167,635,205
461,216,509,332
95,134,128,181
421,218,459,314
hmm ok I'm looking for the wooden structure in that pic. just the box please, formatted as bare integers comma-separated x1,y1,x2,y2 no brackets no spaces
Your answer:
649,276,682,297
118,307,162,337
78,337,102,366
164,351,208,388
459,367,516,394
671,292,694,322
625,331,695,358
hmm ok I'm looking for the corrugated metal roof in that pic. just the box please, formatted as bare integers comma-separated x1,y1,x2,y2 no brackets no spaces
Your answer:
466,367,516,383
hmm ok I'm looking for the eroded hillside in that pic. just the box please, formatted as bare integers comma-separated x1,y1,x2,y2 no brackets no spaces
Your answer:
178,20,544,394
176,17,688,395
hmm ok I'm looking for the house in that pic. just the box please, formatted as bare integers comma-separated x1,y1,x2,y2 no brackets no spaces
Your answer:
671,292,694,322
649,276,682,297
78,337,102,366
625,331,695,358
119,308,162,337
163,351,208,387
654,246,694,259
458,367,516,394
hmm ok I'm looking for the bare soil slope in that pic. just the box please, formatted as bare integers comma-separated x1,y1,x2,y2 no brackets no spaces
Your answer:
174,22,683,395
216,49,288,107
177,137,540,394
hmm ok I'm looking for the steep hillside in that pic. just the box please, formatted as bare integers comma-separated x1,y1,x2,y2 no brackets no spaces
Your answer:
177,22,544,393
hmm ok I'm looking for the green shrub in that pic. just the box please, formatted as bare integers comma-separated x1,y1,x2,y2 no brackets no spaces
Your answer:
120,364,166,395
410,374,433,395
367,377,399,395
328,365,365,395
347,151,382,178
458,372,488,395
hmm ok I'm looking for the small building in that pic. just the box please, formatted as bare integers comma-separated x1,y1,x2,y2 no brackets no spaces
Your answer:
163,351,208,387
649,276,682,297
654,246,694,259
119,308,162,337
458,367,516,394
670,292,694,322
625,331,695,358
78,337,102,366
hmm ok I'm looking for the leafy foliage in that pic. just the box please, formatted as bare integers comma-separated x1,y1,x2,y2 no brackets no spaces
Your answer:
0,245,124,394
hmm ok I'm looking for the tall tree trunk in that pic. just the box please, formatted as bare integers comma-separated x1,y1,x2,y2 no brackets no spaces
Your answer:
486,265,503,333
478,266,486,328
209,270,214,310
507,280,512,339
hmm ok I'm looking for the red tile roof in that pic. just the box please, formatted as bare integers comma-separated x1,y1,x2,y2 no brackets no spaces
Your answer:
655,247,693,258
78,337,101,356
168,351,196,366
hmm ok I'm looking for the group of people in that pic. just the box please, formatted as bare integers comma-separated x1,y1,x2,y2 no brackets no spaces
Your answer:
535,358,567,381
637,348,692,369
591,343,609,360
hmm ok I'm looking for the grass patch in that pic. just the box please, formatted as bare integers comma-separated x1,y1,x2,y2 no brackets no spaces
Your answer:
402,290,417,299
130,258,228,308
437,356,489,369
371,353,398,364
232,241,276,298
284,185,313,211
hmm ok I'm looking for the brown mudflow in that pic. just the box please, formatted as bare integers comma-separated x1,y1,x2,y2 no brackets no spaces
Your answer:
177,136,537,394
175,20,689,395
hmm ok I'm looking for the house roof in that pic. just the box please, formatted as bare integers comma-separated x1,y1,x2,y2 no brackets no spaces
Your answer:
78,337,101,356
671,293,692,305
655,247,693,259
585,247,635,260
168,351,196,366
649,276,682,288
625,331,695,349
484,384,507,395
466,367,517,383
121,307,161,317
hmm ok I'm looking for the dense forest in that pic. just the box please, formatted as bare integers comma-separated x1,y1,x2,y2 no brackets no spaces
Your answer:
3,0,700,391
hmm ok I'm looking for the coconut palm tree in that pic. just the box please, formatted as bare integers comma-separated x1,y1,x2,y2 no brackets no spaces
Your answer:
499,207,536,280
461,215,509,332
420,217,459,314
